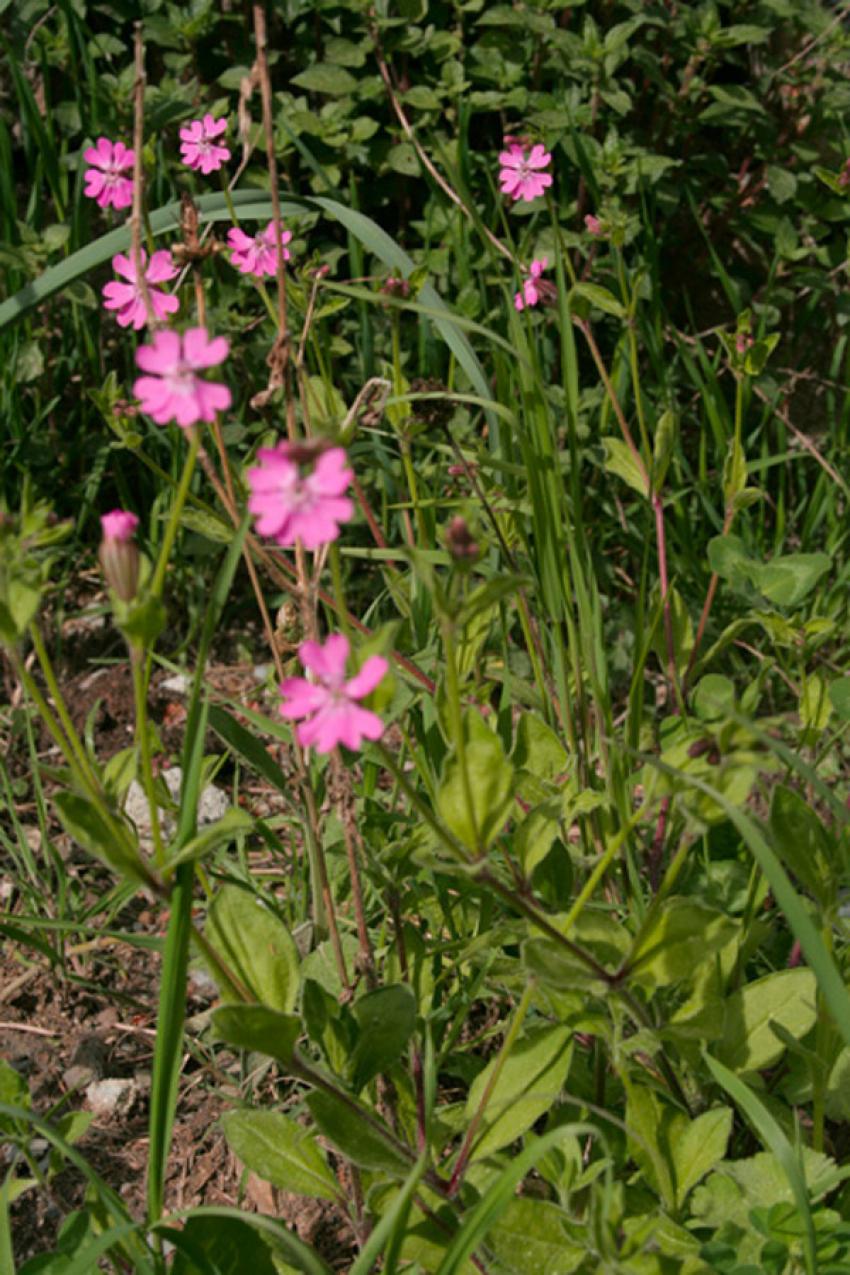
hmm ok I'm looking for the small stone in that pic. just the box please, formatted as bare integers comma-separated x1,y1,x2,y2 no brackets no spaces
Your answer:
124,766,228,851
85,1077,137,1121
63,1064,96,1091
160,673,192,696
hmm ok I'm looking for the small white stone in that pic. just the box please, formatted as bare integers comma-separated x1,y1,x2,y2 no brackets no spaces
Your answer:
160,673,192,696
85,1077,136,1120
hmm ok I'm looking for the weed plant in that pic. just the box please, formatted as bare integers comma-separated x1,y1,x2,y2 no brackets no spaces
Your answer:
4,2,850,1273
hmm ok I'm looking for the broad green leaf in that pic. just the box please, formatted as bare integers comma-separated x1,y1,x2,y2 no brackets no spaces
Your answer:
168,1208,332,1275
487,1198,584,1273
212,1005,301,1067
512,713,568,784
349,983,416,1092
465,1024,572,1160
306,1090,409,1175
628,899,737,991
170,1214,279,1275
515,798,561,876
602,436,647,497
291,63,358,95
437,714,515,854
52,792,147,885
570,282,627,319
220,1110,340,1201
205,885,300,1012
829,677,850,720
625,1084,675,1210
693,674,735,721
752,553,831,609
825,1046,850,1122
670,1106,732,1208
717,968,817,1072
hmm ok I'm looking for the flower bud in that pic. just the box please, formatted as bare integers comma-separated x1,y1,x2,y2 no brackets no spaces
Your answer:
584,214,602,237
445,515,479,564
99,509,140,602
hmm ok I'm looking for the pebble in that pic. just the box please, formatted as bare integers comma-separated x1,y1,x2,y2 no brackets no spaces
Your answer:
124,766,229,850
85,1077,137,1121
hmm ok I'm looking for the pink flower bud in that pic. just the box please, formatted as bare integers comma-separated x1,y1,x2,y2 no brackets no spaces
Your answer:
584,214,602,237
445,516,479,563
99,509,140,601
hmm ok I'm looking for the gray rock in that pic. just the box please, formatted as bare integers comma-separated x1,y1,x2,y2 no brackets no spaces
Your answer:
85,1077,136,1120
124,766,229,850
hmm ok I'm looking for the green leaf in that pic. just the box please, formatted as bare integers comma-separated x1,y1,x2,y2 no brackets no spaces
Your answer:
437,714,515,854
570,282,627,319
703,1056,817,1275
670,1106,733,1208
829,677,850,721
769,786,834,903
628,899,737,991
306,1090,410,1175
723,436,747,506
168,1208,332,1275
465,1024,572,1160
291,63,358,95
766,165,797,204
512,713,568,783
168,808,253,869
717,968,817,1072
693,674,735,721
515,798,562,876
800,673,832,733
602,436,648,497
652,409,677,493
487,1198,584,1273
180,507,233,544
625,1083,676,1209
212,1005,301,1066
52,792,147,885
170,1213,279,1275
220,1109,340,1201
753,553,830,609
349,984,416,1092
386,142,421,176
205,885,300,1013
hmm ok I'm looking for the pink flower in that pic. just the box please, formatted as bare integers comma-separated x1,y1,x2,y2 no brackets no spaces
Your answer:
584,214,602,237
179,114,231,174
227,222,292,278
514,257,548,311
133,328,231,428
279,634,387,754
83,138,135,210
102,249,180,330
498,142,553,203
247,442,353,550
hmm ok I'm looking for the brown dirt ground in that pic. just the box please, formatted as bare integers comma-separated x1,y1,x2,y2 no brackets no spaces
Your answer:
1,601,355,1269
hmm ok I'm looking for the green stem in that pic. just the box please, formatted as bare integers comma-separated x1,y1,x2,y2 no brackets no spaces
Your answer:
443,619,480,854
150,430,201,601
132,654,166,869
28,623,101,796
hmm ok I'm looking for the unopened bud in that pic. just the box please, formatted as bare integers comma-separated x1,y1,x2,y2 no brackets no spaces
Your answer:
445,516,479,563
99,509,140,602
381,276,411,298
735,331,753,355
584,214,602,237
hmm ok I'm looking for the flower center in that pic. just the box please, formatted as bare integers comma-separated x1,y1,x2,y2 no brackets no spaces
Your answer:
165,363,198,397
